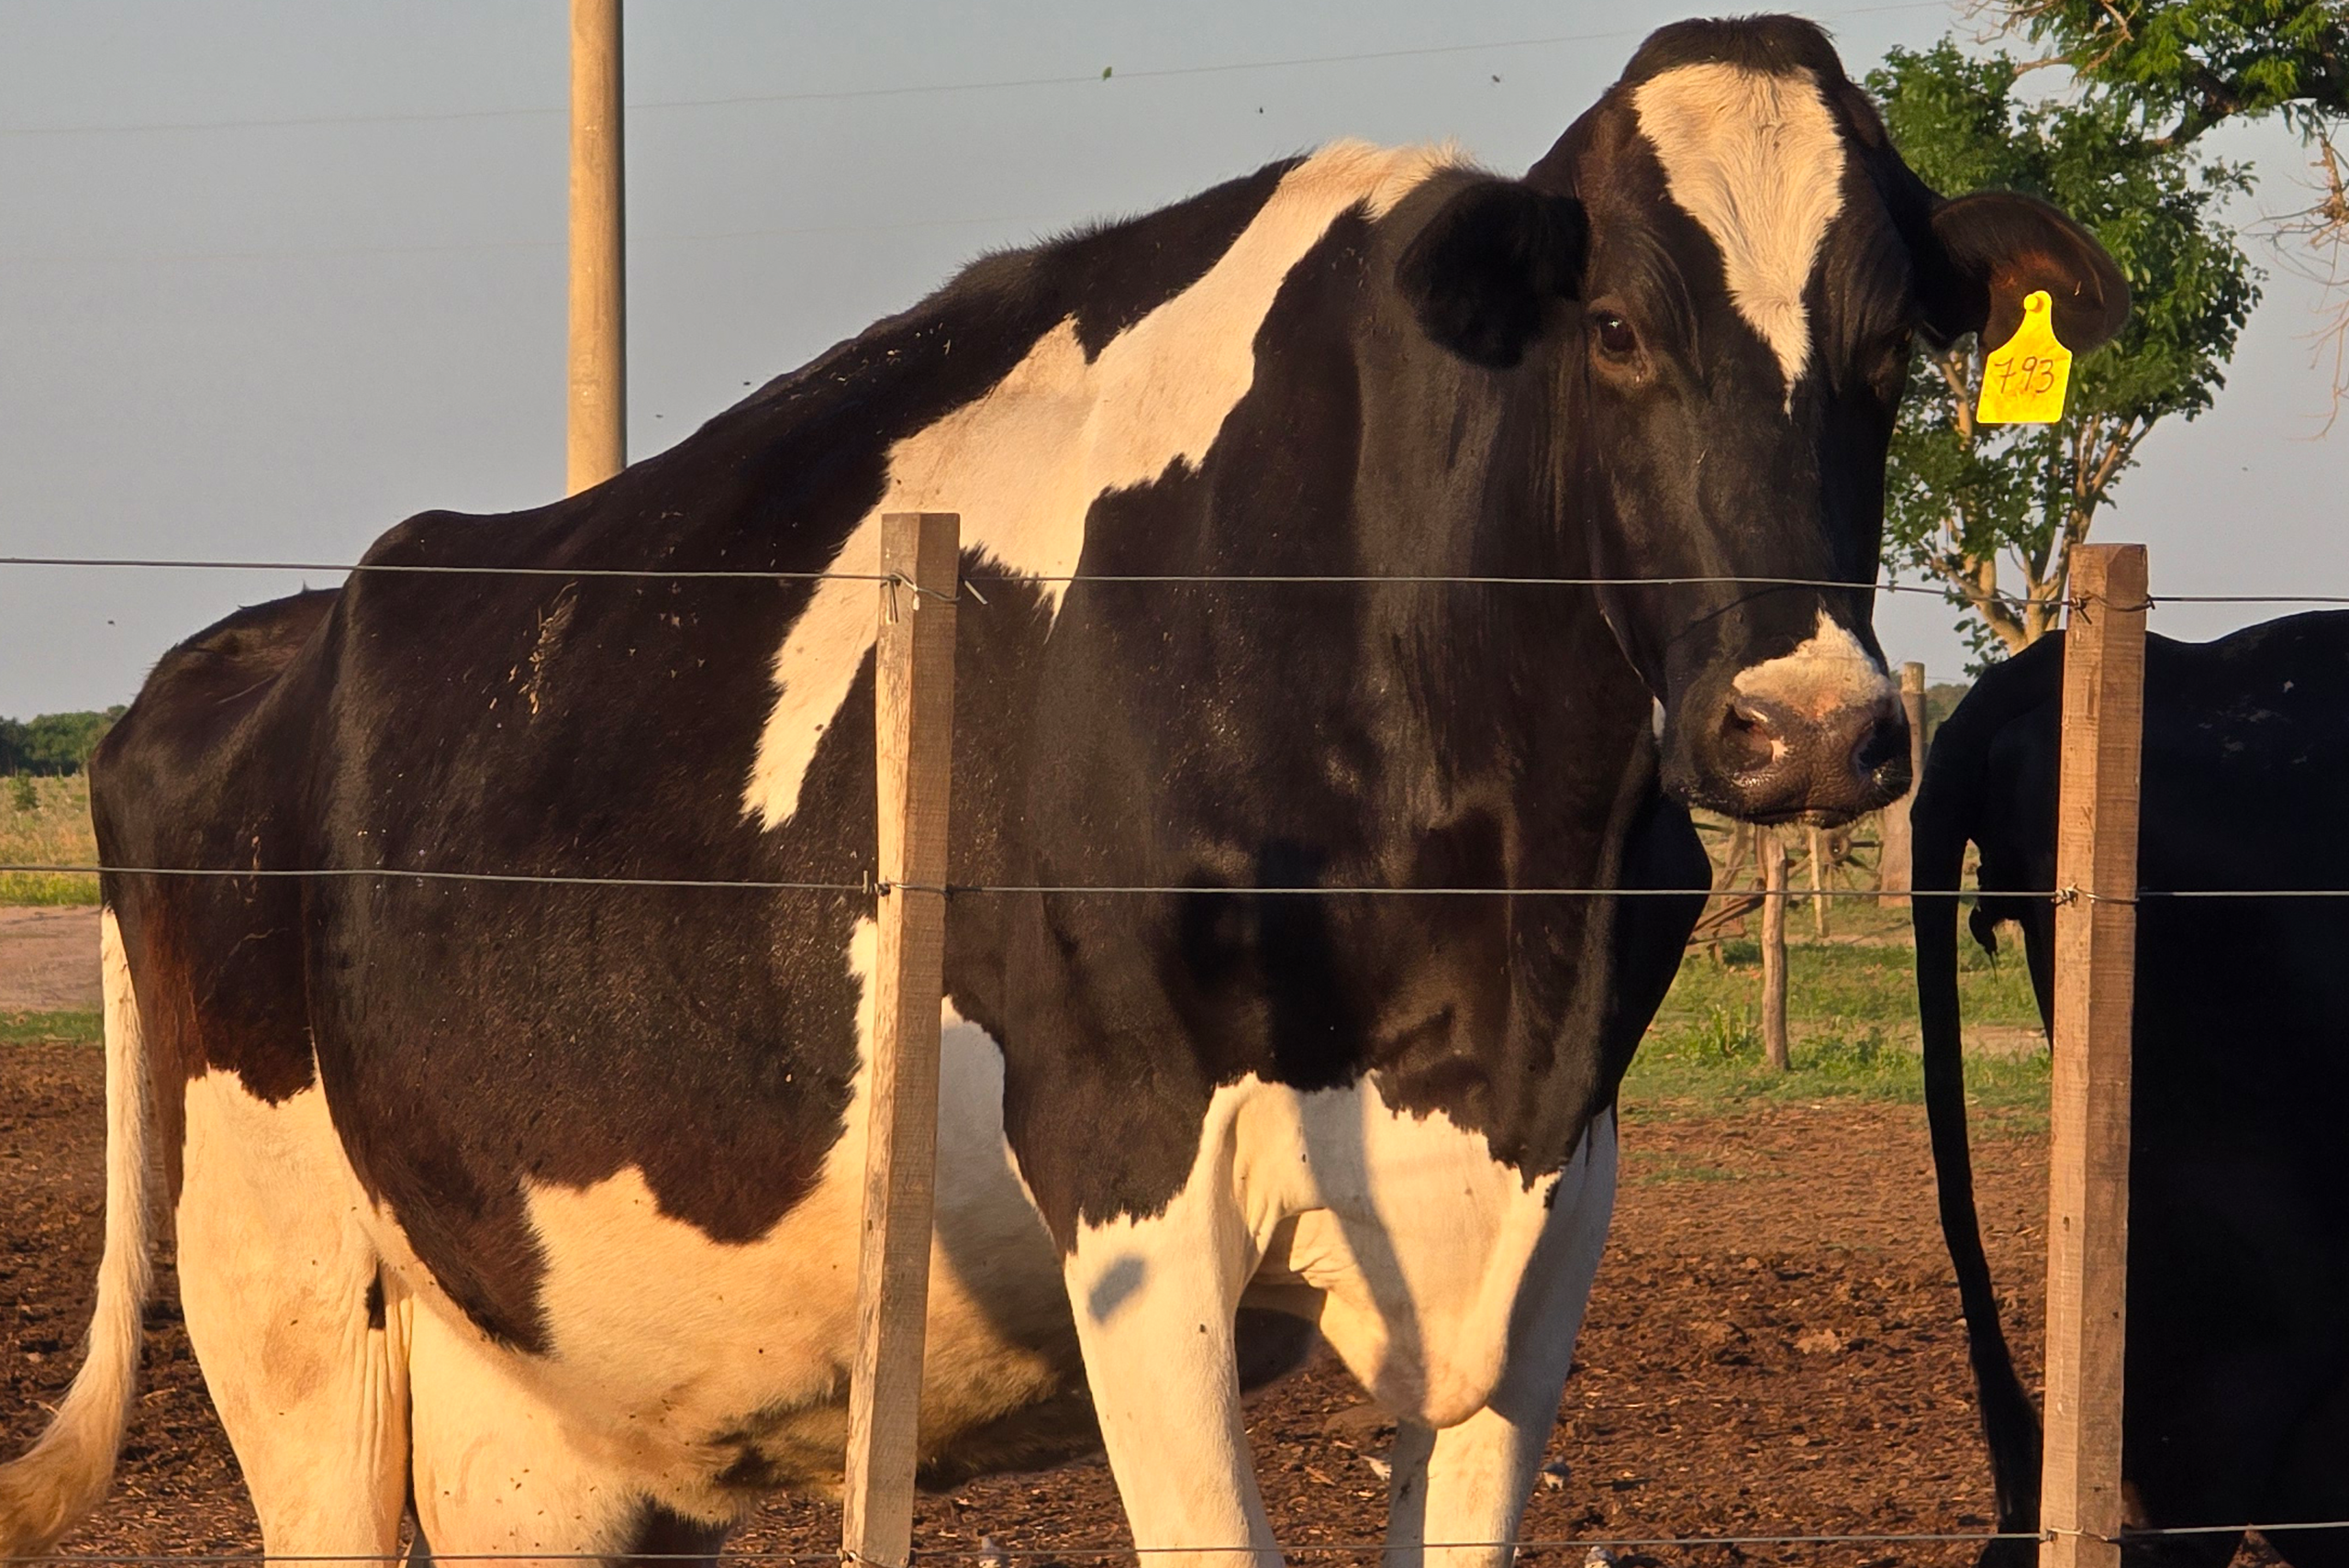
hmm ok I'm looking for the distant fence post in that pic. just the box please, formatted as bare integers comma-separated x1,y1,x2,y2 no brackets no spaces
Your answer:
1878,662,1927,904
1761,828,1790,1070
843,512,961,1568
1806,825,1829,939
2039,544,2146,1568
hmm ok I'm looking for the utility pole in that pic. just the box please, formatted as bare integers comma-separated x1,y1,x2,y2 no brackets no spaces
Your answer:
567,0,625,494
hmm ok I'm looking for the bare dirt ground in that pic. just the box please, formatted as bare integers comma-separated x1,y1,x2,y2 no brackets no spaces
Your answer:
0,906,100,1011
6,1030,2097,1568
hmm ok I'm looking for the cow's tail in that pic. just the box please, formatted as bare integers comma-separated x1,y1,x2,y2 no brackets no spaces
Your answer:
0,907,156,1555
1911,730,2043,1540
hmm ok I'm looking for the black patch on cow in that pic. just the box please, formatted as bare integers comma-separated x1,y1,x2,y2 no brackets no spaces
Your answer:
91,592,338,1200
609,1501,729,1568
1396,178,1586,368
364,1273,385,1330
1620,14,1854,87
1234,1307,1321,1390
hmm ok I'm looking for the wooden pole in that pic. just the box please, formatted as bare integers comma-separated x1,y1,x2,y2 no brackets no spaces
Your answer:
1807,824,1829,939
1761,828,1789,1071
1878,662,1927,904
842,513,961,1568
566,0,625,493
2038,544,2146,1568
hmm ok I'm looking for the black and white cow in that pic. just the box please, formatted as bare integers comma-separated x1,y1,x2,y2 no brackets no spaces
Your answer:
1914,614,2349,1568
3,17,2126,1567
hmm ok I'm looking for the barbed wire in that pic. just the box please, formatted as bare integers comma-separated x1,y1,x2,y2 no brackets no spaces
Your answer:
0,1,1953,139
1,864,2337,901
11,553,2349,617
0,863,864,893
14,1518,2349,1562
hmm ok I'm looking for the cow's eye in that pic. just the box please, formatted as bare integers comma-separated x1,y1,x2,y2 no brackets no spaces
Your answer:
1591,311,1638,358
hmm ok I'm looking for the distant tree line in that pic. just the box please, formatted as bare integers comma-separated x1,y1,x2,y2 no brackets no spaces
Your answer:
0,708,125,776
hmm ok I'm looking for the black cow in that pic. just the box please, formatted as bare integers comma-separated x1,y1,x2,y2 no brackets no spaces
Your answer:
3,17,2125,1567
1915,614,2349,1568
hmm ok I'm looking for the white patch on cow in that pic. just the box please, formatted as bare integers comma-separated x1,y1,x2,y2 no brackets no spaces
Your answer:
743,139,1462,829
1731,610,1895,725
1063,1073,1601,1563
1633,62,1847,406
507,917,1071,1513
0,911,155,1559
405,1297,656,1564
175,1070,409,1557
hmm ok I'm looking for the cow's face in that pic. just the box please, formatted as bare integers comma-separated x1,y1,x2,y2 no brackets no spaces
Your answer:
1394,17,2127,825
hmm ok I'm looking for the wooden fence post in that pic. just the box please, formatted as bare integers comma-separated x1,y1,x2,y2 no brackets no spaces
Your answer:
2040,544,2147,1568
566,0,625,493
1878,662,1927,904
843,513,961,1568
1761,828,1790,1071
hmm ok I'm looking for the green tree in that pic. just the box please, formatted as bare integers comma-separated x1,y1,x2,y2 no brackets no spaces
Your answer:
1999,0,2347,403
0,708,124,776
1872,43,2261,656
2006,0,2345,141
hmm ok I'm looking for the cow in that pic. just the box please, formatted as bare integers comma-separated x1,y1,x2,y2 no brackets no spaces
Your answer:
3,17,2128,1567
1913,613,2349,1568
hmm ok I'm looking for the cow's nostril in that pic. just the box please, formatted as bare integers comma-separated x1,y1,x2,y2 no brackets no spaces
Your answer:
1719,699,1782,773
1852,714,1908,776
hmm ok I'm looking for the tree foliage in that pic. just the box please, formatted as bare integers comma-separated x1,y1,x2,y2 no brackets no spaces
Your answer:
2003,0,2346,141
1872,42,2260,657
0,708,124,776
2001,0,2347,405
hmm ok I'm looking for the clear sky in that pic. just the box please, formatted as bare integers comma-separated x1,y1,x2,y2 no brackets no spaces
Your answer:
0,1,2340,717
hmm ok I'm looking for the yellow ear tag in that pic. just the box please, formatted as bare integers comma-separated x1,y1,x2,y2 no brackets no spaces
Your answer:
1974,289,2072,424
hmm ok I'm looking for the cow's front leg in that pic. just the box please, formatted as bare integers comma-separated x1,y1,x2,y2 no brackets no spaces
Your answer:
1063,1151,1275,1568
1384,1110,1620,1568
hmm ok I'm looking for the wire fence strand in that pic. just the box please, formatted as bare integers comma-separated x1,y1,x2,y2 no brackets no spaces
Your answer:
6,864,2345,900
16,1518,2349,1562
12,553,2349,617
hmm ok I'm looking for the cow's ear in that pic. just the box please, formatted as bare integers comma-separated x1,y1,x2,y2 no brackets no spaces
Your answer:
1397,180,1586,370
1918,191,2130,356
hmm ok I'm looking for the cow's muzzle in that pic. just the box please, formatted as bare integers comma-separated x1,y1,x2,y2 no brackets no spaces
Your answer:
1692,690,1910,825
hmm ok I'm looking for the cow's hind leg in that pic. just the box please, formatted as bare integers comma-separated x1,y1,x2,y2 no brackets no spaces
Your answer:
1382,1111,1619,1568
405,1304,731,1568
176,1072,409,1559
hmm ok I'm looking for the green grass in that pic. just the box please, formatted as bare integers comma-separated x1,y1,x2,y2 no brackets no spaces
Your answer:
0,1009,104,1046
1631,1152,1747,1185
1660,937,2041,1029
0,773,100,906
1622,936,2051,1124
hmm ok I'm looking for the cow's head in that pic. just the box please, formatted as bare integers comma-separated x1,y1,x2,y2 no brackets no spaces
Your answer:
1393,16,2126,824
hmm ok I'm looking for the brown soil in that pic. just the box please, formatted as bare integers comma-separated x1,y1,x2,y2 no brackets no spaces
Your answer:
0,907,101,1012
0,1042,2264,1568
